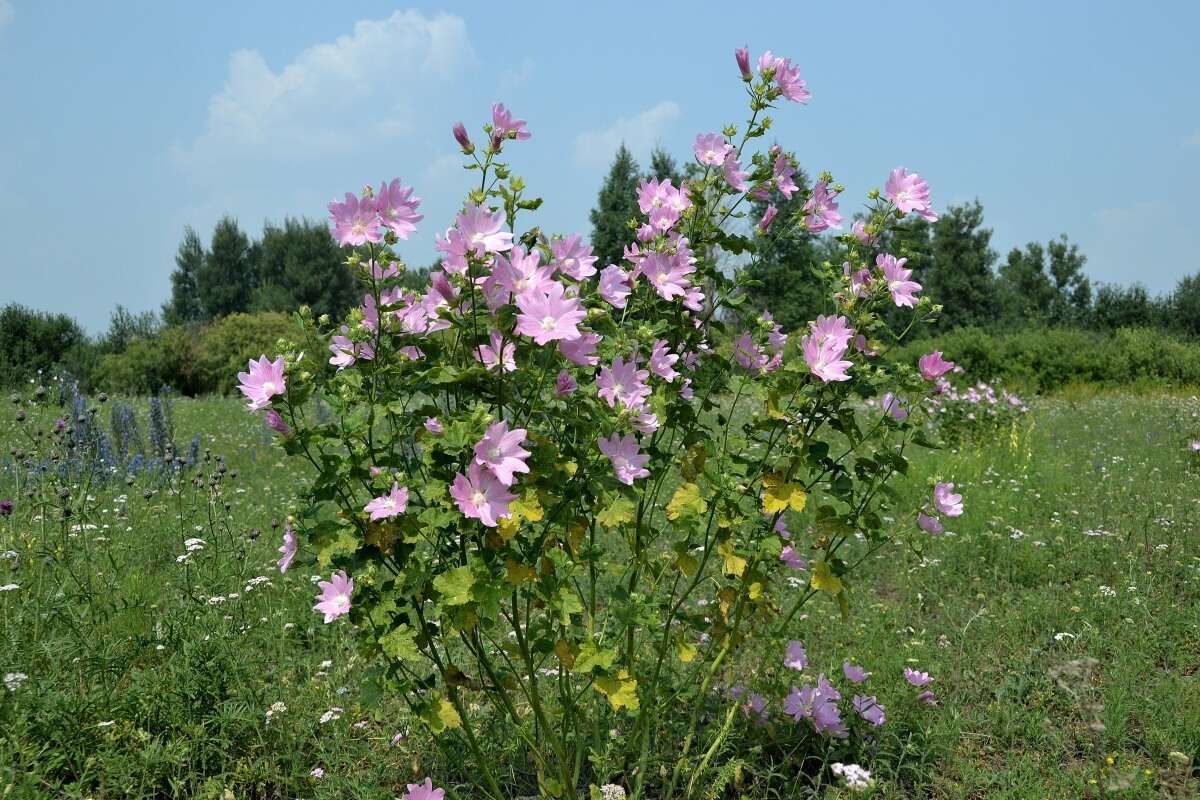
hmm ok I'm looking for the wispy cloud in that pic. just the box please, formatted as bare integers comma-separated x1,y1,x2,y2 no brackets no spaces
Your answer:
0,1,15,30
174,10,474,171
1186,130,1200,147
573,101,681,167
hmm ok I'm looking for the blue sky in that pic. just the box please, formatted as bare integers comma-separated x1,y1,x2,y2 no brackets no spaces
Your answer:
1,1,1197,332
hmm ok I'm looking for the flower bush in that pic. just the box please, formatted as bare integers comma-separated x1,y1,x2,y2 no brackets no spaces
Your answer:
926,373,1030,445
246,46,966,799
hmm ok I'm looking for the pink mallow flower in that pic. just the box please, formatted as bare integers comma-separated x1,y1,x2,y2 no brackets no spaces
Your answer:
784,675,846,737
853,695,886,727
639,252,695,302
881,393,908,421
237,356,286,411
401,778,446,800
515,282,585,345
475,331,516,373
265,409,291,436
473,421,530,486
648,340,679,382
559,331,601,367
456,203,513,258
598,432,650,485
780,545,806,570
450,463,517,527
933,482,963,517
722,153,750,192
842,662,870,684
374,178,422,239
328,192,382,247
491,102,530,144
784,640,808,671
278,524,297,573
803,180,842,232
551,234,599,280
599,265,632,309
773,154,798,198
903,667,933,687
802,337,852,383
885,167,938,222
917,512,944,535
735,46,752,80
694,132,732,167
878,253,922,308
364,483,409,521
758,205,778,233
313,570,353,623
424,417,443,435
597,356,651,410
555,370,577,397
918,351,956,381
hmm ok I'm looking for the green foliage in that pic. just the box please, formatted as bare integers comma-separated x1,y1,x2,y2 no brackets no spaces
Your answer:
163,226,206,325
589,143,642,267
893,326,1200,392
0,303,91,387
925,200,999,328
197,216,255,319
252,217,359,319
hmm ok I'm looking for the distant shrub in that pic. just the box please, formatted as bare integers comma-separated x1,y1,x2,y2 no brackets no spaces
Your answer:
194,312,296,394
891,327,1200,392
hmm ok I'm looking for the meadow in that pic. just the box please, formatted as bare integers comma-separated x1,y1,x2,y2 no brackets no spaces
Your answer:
1,387,1196,799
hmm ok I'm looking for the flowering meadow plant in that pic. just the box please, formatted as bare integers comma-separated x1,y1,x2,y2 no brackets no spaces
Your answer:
246,46,965,799
925,373,1030,445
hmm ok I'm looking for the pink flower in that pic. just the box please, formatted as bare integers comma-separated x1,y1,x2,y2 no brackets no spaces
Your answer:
401,778,446,800
784,675,846,737
802,336,852,383
313,570,353,623
809,315,853,351
328,192,382,247
237,356,286,411
424,417,443,435
881,392,908,421
772,58,810,103
364,483,409,521
265,409,290,436
278,524,297,573
639,251,695,302
329,328,374,370
853,695,886,727
722,153,750,192
780,545,806,570
842,661,870,684
491,102,530,145
877,253,922,308
773,154,798,198
885,167,937,222
851,219,872,245
456,203,513,258
599,265,632,309
694,132,732,167
452,121,472,152
918,690,938,706
733,333,768,372
784,640,808,671
632,409,659,434
598,432,650,485
917,512,944,535
918,351,955,381
450,462,517,527
735,46,752,81
551,234,598,280
648,339,679,382
559,331,601,367
475,330,516,373
375,178,422,239
515,282,586,345
493,246,555,299
803,180,842,232
473,421,530,486
555,370,577,397
597,355,651,410
904,667,933,687
679,378,694,400
933,482,963,517
758,205,778,233
636,178,691,217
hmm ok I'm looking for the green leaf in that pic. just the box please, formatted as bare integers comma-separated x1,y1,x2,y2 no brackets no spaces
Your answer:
596,495,635,528
379,623,422,662
666,482,708,521
573,641,617,674
433,566,475,606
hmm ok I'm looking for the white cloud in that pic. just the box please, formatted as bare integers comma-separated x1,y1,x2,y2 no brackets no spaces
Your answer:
0,1,14,30
175,10,474,169
573,101,681,167
1186,130,1200,147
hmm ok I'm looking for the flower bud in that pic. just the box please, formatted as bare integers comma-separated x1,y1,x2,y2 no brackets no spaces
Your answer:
452,121,474,153
735,46,752,81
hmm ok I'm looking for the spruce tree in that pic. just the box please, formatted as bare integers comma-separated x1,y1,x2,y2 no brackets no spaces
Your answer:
589,144,642,267
163,226,206,324
925,201,998,328
196,216,254,319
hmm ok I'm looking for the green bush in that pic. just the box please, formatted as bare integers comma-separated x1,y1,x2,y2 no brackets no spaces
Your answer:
891,326,1200,392
91,312,297,396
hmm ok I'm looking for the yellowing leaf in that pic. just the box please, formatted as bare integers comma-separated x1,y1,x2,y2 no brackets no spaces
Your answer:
676,640,697,663
596,496,635,528
435,697,461,730
573,641,617,673
748,581,764,600
379,623,421,661
718,541,747,577
762,474,807,514
676,553,699,577
433,566,475,606
810,560,844,595
497,516,521,543
666,482,708,521
505,559,537,586
511,490,544,523
594,671,639,711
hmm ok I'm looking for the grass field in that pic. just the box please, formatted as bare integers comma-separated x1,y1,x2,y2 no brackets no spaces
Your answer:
1,391,1197,798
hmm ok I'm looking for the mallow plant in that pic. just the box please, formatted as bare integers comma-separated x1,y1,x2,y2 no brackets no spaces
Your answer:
240,45,965,800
